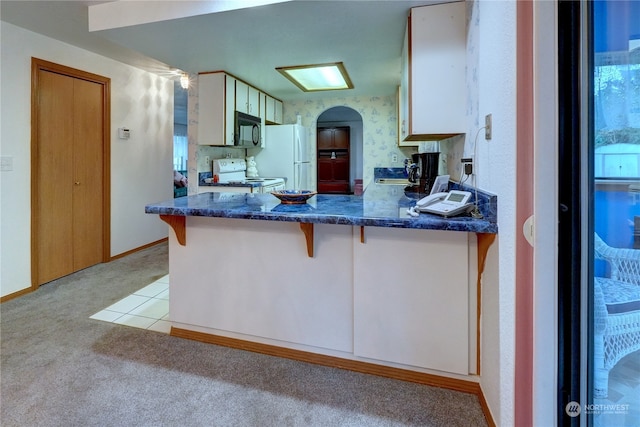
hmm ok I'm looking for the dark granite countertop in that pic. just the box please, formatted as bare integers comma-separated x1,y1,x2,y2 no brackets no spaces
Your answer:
146,182,498,234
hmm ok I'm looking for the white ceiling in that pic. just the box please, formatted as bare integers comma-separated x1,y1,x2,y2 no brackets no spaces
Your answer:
1,0,450,122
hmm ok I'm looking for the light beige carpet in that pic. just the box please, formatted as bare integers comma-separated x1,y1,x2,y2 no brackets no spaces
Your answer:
1,242,488,426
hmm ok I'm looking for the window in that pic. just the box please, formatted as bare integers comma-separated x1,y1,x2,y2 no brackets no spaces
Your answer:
174,123,188,172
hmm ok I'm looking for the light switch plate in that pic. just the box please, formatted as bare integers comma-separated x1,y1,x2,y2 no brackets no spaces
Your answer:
118,127,130,139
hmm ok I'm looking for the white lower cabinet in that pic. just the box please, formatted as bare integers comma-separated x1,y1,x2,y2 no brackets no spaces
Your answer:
168,218,476,377
353,227,472,375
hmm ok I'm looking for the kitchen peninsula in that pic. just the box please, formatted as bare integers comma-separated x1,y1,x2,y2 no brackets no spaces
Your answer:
145,184,497,390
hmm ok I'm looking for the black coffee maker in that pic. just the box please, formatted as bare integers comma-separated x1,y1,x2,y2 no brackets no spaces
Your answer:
406,152,440,195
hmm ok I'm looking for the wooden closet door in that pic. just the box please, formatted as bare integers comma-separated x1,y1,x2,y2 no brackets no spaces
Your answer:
34,67,105,285
72,78,104,271
36,71,75,283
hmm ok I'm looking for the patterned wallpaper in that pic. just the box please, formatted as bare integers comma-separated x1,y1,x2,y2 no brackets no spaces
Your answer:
283,95,415,188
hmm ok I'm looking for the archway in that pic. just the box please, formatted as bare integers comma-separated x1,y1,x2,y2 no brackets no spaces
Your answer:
316,106,363,194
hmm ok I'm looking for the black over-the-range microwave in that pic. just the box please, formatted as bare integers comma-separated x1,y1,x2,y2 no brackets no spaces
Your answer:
234,111,262,148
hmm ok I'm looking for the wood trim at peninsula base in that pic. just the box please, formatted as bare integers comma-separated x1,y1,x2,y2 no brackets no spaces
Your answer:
475,232,497,374
299,223,314,257
171,327,495,425
160,215,185,245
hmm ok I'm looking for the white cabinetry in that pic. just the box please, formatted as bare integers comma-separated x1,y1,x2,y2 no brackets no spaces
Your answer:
199,71,281,145
265,95,283,124
353,227,474,375
236,80,260,116
167,218,478,377
198,72,235,146
399,1,466,142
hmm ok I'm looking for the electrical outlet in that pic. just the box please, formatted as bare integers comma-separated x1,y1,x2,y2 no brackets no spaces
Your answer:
485,114,492,140
204,156,210,166
391,154,398,163
461,157,473,175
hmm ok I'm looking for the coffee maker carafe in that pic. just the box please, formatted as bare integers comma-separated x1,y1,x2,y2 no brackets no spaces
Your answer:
407,152,440,195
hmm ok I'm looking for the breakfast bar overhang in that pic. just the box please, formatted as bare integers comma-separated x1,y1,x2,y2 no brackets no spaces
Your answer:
145,187,497,391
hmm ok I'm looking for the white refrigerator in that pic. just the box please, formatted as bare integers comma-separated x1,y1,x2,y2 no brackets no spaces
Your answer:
256,124,310,190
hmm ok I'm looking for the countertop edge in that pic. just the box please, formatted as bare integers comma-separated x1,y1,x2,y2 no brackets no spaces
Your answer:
145,205,498,234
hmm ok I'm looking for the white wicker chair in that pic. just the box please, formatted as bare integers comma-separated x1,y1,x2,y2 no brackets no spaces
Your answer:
593,233,640,398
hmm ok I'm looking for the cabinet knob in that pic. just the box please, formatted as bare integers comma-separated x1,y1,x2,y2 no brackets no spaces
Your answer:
74,181,81,186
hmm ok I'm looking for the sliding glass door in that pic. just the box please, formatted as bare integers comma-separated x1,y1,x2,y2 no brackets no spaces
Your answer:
559,1,639,426
591,1,640,425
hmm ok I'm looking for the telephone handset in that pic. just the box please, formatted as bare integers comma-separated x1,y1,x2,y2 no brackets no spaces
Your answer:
416,192,448,207
413,190,473,217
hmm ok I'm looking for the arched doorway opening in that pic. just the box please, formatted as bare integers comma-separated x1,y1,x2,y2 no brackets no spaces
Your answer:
316,106,363,194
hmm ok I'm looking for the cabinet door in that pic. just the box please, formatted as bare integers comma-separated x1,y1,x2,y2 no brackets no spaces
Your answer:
405,2,466,139
354,228,471,375
333,127,349,149
317,128,334,150
224,75,236,145
273,99,283,124
317,158,333,181
265,95,283,124
399,24,410,143
235,81,259,116
264,95,274,123
247,86,259,116
332,157,350,181
198,72,226,145
318,127,349,150
235,80,249,114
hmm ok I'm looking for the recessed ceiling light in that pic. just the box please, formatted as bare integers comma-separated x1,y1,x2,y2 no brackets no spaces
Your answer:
276,62,354,92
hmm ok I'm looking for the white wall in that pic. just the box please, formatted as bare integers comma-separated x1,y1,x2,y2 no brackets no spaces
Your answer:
462,1,517,425
0,22,172,298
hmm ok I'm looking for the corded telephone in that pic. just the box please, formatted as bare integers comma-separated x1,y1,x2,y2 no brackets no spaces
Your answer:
407,190,473,217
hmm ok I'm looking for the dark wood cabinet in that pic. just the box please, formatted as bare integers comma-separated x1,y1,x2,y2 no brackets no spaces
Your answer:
317,127,350,194
317,127,350,150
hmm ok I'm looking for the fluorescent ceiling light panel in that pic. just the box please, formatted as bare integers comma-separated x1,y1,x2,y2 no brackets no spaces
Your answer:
277,62,354,92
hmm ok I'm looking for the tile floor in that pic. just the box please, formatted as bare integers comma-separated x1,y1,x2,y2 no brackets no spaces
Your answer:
90,274,171,334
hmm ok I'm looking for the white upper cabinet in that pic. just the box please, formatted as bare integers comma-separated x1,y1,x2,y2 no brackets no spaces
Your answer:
198,71,281,145
236,80,260,116
198,72,235,146
264,94,283,124
400,1,466,142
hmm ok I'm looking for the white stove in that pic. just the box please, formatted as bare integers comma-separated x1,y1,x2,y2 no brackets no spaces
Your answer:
211,159,285,193
212,158,247,183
